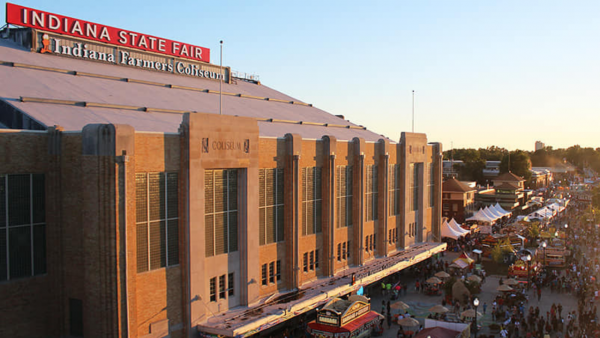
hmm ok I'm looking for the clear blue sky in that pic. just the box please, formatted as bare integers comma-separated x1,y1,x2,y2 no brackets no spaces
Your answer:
4,1,599,151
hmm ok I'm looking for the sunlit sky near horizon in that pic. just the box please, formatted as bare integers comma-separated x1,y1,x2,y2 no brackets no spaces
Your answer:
3,1,599,151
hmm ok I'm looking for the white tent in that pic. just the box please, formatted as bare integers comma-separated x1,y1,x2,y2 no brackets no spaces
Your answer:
449,218,470,234
494,203,512,216
441,220,465,239
485,206,504,219
466,208,496,223
482,206,500,221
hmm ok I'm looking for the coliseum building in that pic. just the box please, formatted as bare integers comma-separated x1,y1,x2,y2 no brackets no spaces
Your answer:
0,4,445,338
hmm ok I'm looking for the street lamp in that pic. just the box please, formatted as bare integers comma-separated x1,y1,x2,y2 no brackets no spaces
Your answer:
525,254,531,290
473,298,480,337
542,241,547,267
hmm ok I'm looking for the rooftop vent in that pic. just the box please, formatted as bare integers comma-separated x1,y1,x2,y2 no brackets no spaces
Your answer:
232,70,260,84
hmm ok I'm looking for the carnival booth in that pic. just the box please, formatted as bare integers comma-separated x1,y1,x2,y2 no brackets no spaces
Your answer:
307,296,384,338
508,258,540,282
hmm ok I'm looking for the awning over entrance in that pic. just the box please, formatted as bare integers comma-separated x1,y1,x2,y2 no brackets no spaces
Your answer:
308,311,383,338
197,242,447,338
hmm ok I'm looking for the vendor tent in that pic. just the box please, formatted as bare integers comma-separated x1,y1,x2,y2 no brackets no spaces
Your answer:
466,208,495,223
449,219,469,235
486,206,504,219
441,220,464,239
494,203,512,216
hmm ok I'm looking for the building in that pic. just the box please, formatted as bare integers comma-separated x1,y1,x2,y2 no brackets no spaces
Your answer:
442,160,463,179
535,141,545,151
482,160,501,180
476,172,531,211
442,177,477,223
0,4,445,338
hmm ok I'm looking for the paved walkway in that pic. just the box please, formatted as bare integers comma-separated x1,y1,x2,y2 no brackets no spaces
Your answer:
368,252,582,338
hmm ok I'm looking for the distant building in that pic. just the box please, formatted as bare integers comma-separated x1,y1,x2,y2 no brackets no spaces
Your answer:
443,160,463,178
476,172,531,211
483,160,501,180
530,168,553,189
535,141,545,151
442,177,477,223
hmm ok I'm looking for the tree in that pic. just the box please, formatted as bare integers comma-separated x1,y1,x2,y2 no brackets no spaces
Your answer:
491,238,514,264
500,150,532,181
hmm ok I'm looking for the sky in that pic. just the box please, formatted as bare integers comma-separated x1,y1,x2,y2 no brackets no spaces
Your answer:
3,1,599,151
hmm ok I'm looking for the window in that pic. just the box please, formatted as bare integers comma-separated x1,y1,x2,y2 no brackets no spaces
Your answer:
303,252,308,272
262,264,268,285
136,172,179,273
389,164,400,216
276,260,282,281
347,241,351,260
369,235,373,251
342,242,346,260
228,273,234,296
259,168,284,245
0,174,46,281
315,250,319,269
210,277,217,301
429,164,435,207
443,203,450,211
337,243,342,261
269,262,275,284
452,204,458,212
302,167,323,235
219,275,226,299
69,298,83,337
366,165,378,221
409,164,421,211
336,166,353,228
373,234,377,250
205,169,238,257
365,236,369,252
388,229,392,244
309,251,314,270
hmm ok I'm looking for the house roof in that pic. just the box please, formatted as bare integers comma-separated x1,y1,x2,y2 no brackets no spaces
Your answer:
495,182,520,190
442,177,475,193
0,38,393,142
495,172,524,182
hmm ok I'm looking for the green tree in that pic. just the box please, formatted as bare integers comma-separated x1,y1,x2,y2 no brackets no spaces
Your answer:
500,150,532,181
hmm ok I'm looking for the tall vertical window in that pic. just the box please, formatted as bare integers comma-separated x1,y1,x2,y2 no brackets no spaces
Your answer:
259,168,284,245
337,243,341,261
336,166,353,228
309,251,314,270
429,164,435,208
409,164,421,211
0,174,46,281
269,261,275,284
210,277,217,301
366,165,378,221
388,164,400,216
315,250,319,269
303,252,308,272
219,275,226,299
136,172,179,272
302,167,322,235
261,264,268,285
205,169,238,257
276,260,282,281
228,272,234,296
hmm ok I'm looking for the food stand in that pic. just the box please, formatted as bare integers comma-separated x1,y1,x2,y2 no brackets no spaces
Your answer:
508,259,540,282
307,296,384,338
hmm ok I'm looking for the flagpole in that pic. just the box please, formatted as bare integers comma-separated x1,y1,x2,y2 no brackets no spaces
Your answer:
219,40,223,115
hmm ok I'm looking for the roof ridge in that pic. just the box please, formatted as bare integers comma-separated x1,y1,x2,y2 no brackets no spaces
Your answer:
17,96,367,131
1,60,315,107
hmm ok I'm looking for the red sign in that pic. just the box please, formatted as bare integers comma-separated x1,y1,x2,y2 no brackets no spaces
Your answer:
5,3,210,63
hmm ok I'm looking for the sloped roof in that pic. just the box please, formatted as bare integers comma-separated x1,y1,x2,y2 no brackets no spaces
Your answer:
0,38,392,142
495,172,524,182
442,177,475,193
495,182,520,190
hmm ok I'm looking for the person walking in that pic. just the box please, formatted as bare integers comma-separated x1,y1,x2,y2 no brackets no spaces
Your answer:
483,302,487,315
537,285,542,302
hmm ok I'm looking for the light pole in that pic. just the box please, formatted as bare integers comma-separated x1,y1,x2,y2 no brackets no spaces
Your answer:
473,298,479,338
525,254,531,290
542,241,547,267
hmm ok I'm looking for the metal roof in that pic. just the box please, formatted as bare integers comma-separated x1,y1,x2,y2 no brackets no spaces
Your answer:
0,38,394,142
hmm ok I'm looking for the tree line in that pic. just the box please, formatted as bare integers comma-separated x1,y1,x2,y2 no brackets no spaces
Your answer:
443,145,600,185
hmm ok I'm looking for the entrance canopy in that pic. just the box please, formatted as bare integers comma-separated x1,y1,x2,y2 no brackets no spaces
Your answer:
308,311,383,338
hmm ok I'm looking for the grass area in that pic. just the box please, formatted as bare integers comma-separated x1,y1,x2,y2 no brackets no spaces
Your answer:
481,259,509,276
